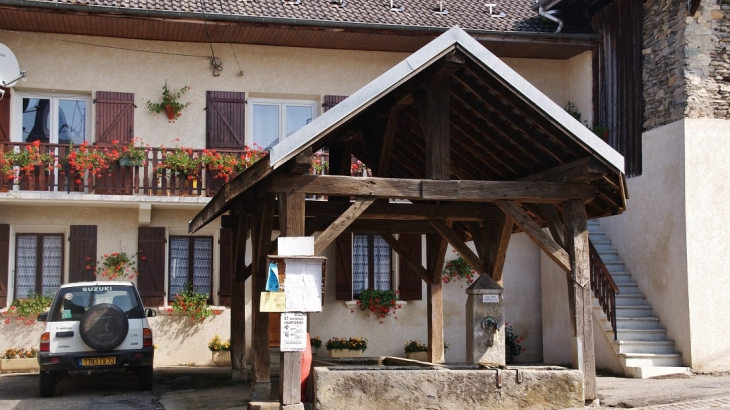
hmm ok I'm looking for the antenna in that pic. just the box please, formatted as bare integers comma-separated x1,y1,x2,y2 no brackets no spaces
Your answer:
0,43,24,89
434,0,448,15
390,0,404,12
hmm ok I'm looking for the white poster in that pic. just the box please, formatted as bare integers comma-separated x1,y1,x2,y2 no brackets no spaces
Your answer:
284,258,323,312
280,312,307,352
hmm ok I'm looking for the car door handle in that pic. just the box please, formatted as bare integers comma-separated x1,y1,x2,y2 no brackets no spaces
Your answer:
56,331,74,337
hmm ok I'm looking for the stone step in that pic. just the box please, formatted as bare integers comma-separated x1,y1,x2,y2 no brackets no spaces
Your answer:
590,239,612,246
593,243,614,252
615,305,653,317
596,250,620,261
615,294,647,306
612,328,668,341
619,353,683,367
623,366,691,379
616,282,641,294
604,262,627,272
612,340,676,354
588,233,609,242
615,316,662,330
608,272,633,283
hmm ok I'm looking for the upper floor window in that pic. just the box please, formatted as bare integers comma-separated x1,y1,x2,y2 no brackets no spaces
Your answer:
15,92,89,144
249,98,317,150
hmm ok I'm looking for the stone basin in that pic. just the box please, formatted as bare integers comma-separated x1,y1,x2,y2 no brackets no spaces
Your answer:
312,357,583,410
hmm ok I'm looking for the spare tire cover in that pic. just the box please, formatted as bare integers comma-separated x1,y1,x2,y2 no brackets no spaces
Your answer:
79,303,129,352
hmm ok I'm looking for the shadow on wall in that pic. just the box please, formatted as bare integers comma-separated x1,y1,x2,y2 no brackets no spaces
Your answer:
152,315,209,340
0,320,45,349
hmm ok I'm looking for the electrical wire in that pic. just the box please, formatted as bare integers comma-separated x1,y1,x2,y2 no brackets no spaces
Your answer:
201,0,223,76
230,43,244,76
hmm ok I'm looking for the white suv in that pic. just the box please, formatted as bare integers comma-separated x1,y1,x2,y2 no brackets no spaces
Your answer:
37,281,156,397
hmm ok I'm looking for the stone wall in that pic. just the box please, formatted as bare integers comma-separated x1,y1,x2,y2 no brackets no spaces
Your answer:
643,0,687,130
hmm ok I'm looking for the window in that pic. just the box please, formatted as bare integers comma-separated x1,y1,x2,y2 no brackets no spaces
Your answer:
168,236,213,299
15,234,63,299
16,92,89,144
249,98,317,150
352,234,392,297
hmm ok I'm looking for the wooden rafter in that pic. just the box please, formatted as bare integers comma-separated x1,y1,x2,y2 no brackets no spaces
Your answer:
313,197,377,255
428,219,487,275
376,94,413,177
539,203,565,248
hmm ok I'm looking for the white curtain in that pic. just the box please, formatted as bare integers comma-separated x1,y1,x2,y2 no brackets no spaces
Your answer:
169,237,189,296
16,235,37,299
41,236,62,295
192,237,212,296
373,235,391,291
352,234,369,296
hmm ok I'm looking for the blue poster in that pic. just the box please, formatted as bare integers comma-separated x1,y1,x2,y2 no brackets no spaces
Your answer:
266,262,280,292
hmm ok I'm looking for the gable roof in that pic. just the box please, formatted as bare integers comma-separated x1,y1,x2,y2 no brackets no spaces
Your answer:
190,26,626,233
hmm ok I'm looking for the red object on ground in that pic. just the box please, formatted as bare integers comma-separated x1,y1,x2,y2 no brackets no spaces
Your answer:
301,332,313,402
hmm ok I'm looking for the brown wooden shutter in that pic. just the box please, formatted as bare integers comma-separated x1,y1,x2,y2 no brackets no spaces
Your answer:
323,95,348,113
69,225,97,283
218,228,232,307
397,234,422,301
0,89,10,142
137,227,166,307
95,91,134,144
206,91,245,149
335,233,352,300
0,224,9,306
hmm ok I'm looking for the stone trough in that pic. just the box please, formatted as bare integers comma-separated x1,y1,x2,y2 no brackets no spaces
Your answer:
312,357,583,410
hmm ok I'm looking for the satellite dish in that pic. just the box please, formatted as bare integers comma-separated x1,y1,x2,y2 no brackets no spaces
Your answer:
0,43,24,88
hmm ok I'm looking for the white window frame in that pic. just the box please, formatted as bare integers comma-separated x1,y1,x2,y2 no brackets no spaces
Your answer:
12,90,91,144
246,97,318,148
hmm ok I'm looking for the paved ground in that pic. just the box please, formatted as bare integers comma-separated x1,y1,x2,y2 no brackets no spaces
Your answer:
4,367,730,409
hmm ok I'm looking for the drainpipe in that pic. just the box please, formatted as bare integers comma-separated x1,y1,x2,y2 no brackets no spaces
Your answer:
537,4,564,33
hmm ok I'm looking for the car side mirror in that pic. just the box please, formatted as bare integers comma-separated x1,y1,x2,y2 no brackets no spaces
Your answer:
145,308,157,318
37,312,48,322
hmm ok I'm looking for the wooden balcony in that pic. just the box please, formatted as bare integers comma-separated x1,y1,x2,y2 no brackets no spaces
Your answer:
0,143,251,198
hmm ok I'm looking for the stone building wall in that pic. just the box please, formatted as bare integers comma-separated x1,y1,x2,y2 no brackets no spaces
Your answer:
642,0,687,130
685,0,730,119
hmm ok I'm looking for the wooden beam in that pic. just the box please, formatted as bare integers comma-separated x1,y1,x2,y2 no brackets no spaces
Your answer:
313,197,377,255
270,174,597,203
416,76,451,180
426,230,449,364
376,104,406,178
520,157,609,184
482,214,513,282
379,233,430,283
297,201,503,222
428,219,487,275
563,199,596,401
539,203,565,248
277,192,306,406
287,147,313,174
466,222,487,262
344,220,437,234
496,201,570,272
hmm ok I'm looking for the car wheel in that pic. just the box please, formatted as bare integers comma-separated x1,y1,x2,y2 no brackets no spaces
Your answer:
79,303,129,352
138,366,153,390
39,371,56,397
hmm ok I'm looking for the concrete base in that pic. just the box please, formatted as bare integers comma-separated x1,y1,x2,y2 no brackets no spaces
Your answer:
250,381,272,401
624,366,692,379
314,366,583,409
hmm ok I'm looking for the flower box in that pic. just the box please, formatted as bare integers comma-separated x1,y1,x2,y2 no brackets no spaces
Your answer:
212,351,231,367
328,349,363,358
406,352,428,362
0,358,39,373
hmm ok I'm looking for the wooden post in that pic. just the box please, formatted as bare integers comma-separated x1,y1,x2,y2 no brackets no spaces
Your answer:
278,192,306,406
230,210,249,380
250,193,275,400
426,232,448,364
563,199,596,401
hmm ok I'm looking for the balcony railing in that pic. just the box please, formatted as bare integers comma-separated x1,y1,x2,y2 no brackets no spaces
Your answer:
0,142,251,198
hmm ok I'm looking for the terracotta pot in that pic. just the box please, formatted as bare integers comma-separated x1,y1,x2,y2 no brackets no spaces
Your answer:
164,105,176,120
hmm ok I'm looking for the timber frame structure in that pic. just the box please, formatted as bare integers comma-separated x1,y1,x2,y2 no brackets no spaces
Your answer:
190,27,627,403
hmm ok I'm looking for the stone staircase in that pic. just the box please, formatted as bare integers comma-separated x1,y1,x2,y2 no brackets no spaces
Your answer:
587,220,690,379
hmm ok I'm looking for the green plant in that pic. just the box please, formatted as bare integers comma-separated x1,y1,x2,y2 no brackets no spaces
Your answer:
325,337,368,351
442,253,476,285
311,152,328,174
208,334,231,352
91,251,138,280
564,101,610,139
65,141,114,184
356,289,399,321
172,281,212,321
1,347,39,359
505,323,524,358
1,140,56,184
113,137,149,166
146,81,190,121
310,336,322,350
4,292,53,325
403,340,428,353
157,145,200,179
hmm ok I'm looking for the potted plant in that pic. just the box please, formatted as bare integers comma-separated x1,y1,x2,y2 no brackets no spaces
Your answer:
403,340,428,361
2,292,53,325
0,347,40,373
505,323,525,363
157,145,200,181
325,337,368,358
310,336,322,355
171,281,212,321
356,289,400,323
91,251,138,280
65,141,114,185
442,252,476,285
311,153,328,175
0,140,56,185
113,137,149,167
208,334,231,366
146,81,190,121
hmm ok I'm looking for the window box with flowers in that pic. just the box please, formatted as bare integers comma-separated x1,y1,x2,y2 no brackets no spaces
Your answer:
169,281,212,321
442,253,476,285
350,289,404,323
113,137,149,167
146,81,190,121
200,145,267,183
325,337,368,358
208,335,231,366
64,141,116,186
402,340,449,362
1,292,52,325
0,347,40,374
0,140,56,187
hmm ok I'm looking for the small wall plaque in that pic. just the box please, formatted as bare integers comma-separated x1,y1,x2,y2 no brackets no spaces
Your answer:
482,294,499,303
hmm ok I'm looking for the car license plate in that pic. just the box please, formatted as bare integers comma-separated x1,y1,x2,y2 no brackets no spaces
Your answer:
80,357,116,366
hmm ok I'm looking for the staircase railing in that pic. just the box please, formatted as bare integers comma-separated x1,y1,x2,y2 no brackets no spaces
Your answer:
589,239,620,340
